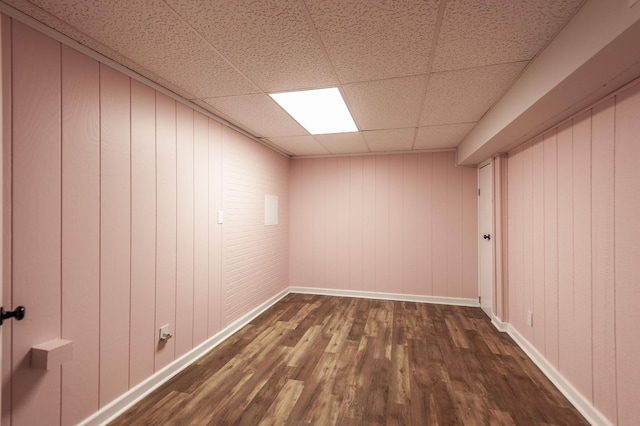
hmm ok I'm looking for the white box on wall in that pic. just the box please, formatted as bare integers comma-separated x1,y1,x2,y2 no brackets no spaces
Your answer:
265,194,278,225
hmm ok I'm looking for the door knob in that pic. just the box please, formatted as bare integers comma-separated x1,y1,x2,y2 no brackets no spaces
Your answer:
483,234,491,240
0,306,26,326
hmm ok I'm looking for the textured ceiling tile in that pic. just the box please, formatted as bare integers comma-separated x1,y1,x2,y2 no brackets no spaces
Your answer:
304,0,439,83
266,135,330,156
433,0,585,72
420,62,527,126
29,0,258,98
363,128,415,152
204,94,307,138
314,132,369,155
344,76,427,131
414,123,476,150
165,0,338,93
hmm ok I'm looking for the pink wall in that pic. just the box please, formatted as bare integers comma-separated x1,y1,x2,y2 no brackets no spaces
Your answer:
289,152,478,299
2,20,288,425
505,79,640,425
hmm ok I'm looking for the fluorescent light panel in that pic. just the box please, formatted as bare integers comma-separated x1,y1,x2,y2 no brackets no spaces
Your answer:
269,87,357,135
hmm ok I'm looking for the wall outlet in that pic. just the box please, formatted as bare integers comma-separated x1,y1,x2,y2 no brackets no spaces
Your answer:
527,311,533,327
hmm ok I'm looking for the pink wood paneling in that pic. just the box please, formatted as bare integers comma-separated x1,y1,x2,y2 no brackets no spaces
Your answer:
505,80,640,424
389,155,404,294
192,111,209,346
417,153,433,295
176,103,195,357
208,119,222,336
614,81,640,425
446,152,463,298
402,155,418,295
555,121,574,381
362,156,377,290
590,98,617,423
289,152,477,299
99,64,131,406
522,142,534,342
431,153,448,296
542,130,559,368
571,110,593,399
531,139,545,351
60,45,100,425
155,92,177,370
374,156,391,293
11,21,62,425
336,157,351,290
348,157,364,291
129,79,157,387
324,158,339,290
461,166,477,299
1,15,12,426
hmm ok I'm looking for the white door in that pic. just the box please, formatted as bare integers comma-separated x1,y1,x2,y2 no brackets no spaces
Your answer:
478,162,494,317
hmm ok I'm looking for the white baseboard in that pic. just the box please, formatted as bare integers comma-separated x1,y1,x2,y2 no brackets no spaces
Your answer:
507,325,612,426
289,286,480,307
80,288,290,426
490,314,508,332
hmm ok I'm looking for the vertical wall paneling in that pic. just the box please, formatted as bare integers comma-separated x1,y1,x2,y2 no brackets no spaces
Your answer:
208,119,222,336
402,155,418,296
348,157,363,291
361,156,377,291
155,92,177,370
1,15,12,425
417,153,433,295
192,112,209,346
521,143,534,342
388,155,404,294
571,110,593,399
374,156,390,293
336,157,351,290
542,130,559,367
505,80,640,423
324,158,339,290
556,121,575,383
99,64,131,406
431,154,448,296
11,21,62,425
446,152,463,297
61,45,100,425
175,103,195,357
614,82,640,425
129,79,157,387
590,98,616,423
289,153,477,299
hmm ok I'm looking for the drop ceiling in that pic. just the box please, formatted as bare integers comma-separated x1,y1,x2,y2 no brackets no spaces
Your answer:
2,0,587,157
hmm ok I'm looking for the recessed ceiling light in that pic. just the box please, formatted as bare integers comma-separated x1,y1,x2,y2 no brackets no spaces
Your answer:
269,87,358,135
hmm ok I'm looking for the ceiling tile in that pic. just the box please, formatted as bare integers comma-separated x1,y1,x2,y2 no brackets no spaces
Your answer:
266,135,329,156
363,128,415,153
343,76,427,131
420,62,527,126
204,94,307,138
415,123,476,150
165,0,338,93
304,0,439,83
28,0,258,98
433,0,584,72
313,132,369,155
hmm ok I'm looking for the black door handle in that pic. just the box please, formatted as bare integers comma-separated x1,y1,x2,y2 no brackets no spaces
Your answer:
0,306,26,326
483,234,491,240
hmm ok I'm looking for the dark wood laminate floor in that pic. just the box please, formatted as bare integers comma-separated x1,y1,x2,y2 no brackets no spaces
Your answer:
111,294,587,425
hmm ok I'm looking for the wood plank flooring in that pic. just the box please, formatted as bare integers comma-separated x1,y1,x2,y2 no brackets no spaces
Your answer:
111,294,588,425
